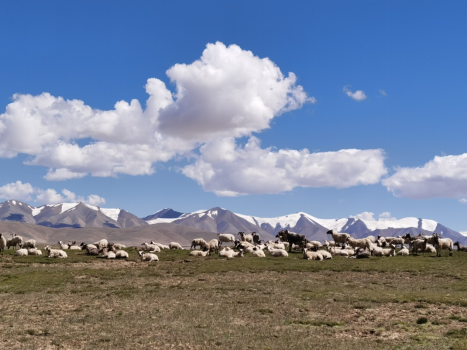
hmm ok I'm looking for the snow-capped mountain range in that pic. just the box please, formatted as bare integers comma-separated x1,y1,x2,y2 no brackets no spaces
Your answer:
0,199,465,243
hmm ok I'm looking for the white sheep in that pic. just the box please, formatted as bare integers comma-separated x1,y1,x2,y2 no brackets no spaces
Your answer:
303,248,323,261
69,245,82,250
21,239,36,249
15,248,28,256
346,237,372,252
138,250,159,262
266,246,288,257
0,233,6,253
238,232,253,243
251,247,266,257
372,244,396,257
190,238,207,250
93,239,109,249
44,245,68,258
189,250,210,257
142,242,160,252
107,251,116,259
150,241,169,250
397,246,409,256
204,239,219,254
169,242,183,250
115,250,129,259
217,233,235,246
58,241,70,250
329,247,349,257
219,247,243,259
433,234,453,257
113,243,127,250
28,248,43,256
326,230,350,245
318,250,332,259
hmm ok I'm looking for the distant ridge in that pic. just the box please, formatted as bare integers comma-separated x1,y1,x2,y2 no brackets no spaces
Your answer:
1,199,465,244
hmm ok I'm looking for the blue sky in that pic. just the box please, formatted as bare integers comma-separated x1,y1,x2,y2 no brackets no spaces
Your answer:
1,1,467,231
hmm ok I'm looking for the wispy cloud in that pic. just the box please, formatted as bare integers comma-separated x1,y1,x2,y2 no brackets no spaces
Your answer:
379,89,387,96
460,198,467,204
343,85,367,101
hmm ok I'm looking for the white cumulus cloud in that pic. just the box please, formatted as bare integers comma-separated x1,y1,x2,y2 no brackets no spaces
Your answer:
350,211,376,221
343,85,367,101
0,181,35,201
158,42,314,141
378,212,396,221
0,180,105,205
382,153,467,199
182,137,387,196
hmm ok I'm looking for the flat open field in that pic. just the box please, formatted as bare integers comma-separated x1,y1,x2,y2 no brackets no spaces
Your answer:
1,248,467,349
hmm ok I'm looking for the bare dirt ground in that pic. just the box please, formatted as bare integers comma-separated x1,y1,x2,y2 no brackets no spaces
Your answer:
1,249,467,349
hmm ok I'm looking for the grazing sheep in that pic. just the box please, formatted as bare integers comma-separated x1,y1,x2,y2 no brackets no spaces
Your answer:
190,238,207,250
138,250,159,262
302,248,323,261
28,248,42,256
432,233,453,257
238,232,253,244
411,238,428,255
0,233,6,254
15,248,28,256
217,233,236,247
115,250,129,259
142,242,160,252
189,250,210,257
397,246,410,256
266,246,288,257
20,239,36,249
44,245,67,258
7,234,23,249
169,242,183,250
204,239,219,254
454,241,467,252
276,230,306,253
346,237,372,252
326,230,350,245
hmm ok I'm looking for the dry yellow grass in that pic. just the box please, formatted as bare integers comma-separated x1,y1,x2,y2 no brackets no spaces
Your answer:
1,248,467,349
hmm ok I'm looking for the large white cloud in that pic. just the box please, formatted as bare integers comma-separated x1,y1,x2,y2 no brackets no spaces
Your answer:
182,137,387,196
0,180,105,205
382,153,467,199
0,42,312,181
158,42,313,141
0,42,389,197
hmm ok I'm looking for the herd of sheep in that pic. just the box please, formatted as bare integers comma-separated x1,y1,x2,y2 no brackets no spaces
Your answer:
0,228,461,263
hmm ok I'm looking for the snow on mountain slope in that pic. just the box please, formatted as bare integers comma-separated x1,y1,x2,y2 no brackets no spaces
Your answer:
100,208,121,221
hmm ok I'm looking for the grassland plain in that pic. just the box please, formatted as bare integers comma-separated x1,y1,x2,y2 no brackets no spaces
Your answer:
1,248,467,349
